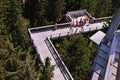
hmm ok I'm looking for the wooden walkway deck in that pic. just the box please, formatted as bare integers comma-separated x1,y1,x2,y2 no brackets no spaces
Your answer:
28,21,107,80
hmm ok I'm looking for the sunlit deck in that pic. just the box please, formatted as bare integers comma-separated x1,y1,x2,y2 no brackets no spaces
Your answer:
28,21,107,80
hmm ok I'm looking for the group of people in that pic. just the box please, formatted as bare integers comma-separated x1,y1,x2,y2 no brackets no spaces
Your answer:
71,16,91,27
69,16,92,34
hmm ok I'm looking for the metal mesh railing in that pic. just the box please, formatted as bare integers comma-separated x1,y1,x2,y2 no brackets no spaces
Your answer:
46,37,74,80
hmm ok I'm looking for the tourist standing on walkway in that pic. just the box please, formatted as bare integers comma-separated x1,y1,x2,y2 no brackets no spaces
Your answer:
80,26,84,33
69,24,73,34
54,23,57,30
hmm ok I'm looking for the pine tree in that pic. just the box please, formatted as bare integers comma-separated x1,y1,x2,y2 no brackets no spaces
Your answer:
24,0,49,27
0,36,24,79
41,57,54,80
112,0,120,14
0,0,42,79
54,35,97,80
52,0,66,22
2,0,30,48
95,0,112,17
80,0,98,16
35,0,49,26
65,0,76,11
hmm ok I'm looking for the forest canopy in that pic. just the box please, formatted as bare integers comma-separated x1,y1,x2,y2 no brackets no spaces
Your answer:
0,0,120,79
53,34,97,80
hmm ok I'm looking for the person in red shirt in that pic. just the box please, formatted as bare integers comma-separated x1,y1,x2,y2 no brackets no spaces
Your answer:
76,20,78,26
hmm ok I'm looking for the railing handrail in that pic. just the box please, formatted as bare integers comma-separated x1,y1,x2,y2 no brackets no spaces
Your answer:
29,22,70,30
104,32,120,80
94,16,113,21
46,37,74,80
47,22,107,39
28,21,107,33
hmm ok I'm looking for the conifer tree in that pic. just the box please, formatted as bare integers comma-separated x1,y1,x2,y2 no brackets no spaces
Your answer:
41,57,54,80
52,0,66,22
24,0,49,27
2,0,29,47
112,0,120,14
80,0,98,16
95,0,112,17
55,35,96,80
65,0,75,11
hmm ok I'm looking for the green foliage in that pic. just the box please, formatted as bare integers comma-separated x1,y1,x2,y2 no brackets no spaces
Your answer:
1,0,30,47
52,0,66,22
24,0,49,26
0,0,54,79
41,57,54,80
80,0,98,16
23,0,119,27
65,0,76,11
33,0,49,26
95,0,112,17
111,0,120,14
1,0,120,79
54,35,96,80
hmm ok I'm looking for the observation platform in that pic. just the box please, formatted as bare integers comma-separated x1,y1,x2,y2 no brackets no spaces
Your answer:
29,22,107,80
28,9,112,80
